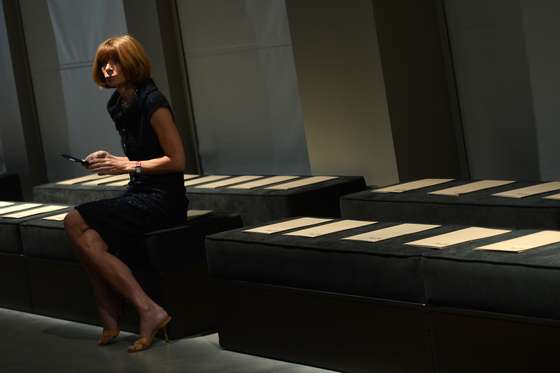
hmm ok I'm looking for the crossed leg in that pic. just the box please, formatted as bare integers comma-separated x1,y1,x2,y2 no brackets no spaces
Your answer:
64,209,168,339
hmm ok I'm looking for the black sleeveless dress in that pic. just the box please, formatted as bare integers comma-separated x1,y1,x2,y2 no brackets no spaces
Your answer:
75,79,188,259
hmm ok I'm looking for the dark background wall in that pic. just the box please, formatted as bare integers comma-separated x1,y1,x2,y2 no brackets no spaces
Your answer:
372,0,467,181
4,0,560,195
444,0,540,180
286,0,398,186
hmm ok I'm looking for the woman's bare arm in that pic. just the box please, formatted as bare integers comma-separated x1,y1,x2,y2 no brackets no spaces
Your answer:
87,107,185,175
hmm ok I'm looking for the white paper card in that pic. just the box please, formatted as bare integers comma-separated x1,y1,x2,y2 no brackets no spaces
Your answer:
42,213,68,221
429,180,515,196
228,176,299,189
185,175,230,187
405,227,510,249
56,174,110,185
492,182,560,199
343,223,440,243
265,176,338,190
0,203,42,216
542,193,560,201
244,217,333,234
476,231,560,253
195,175,263,189
2,205,68,219
285,220,376,238
184,174,199,180
105,180,130,187
186,210,213,220
373,179,454,193
80,174,130,186
0,201,15,208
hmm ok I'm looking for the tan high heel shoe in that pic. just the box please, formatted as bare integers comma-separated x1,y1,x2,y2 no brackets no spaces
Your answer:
128,316,172,353
98,329,120,346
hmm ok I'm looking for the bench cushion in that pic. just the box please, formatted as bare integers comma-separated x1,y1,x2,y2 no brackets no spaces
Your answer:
206,219,464,303
0,203,70,254
20,210,243,268
35,175,367,225
422,230,560,319
341,180,560,229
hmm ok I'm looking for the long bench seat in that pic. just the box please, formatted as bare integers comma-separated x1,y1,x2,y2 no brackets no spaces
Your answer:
206,216,560,373
34,174,367,224
0,202,71,312
422,236,560,373
341,179,560,229
0,201,242,339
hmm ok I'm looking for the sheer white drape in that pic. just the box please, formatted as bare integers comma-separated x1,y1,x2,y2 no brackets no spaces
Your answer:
45,0,127,177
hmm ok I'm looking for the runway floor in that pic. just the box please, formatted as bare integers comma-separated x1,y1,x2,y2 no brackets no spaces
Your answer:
0,307,335,373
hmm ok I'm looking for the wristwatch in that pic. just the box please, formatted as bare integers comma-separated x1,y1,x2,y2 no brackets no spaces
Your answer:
134,161,142,176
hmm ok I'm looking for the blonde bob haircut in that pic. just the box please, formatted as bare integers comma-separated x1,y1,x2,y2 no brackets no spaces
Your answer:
92,34,151,88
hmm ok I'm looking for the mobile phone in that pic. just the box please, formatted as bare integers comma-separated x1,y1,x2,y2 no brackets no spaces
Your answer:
61,154,89,166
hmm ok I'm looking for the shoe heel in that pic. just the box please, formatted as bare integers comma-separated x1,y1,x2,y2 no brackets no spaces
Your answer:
162,326,169,343
160,316,171,343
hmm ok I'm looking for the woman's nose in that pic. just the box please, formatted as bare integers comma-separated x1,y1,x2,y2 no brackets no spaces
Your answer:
104,64,114,76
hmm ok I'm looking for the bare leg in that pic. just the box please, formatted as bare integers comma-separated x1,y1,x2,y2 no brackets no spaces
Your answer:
64,209,168,338
80,255,123,331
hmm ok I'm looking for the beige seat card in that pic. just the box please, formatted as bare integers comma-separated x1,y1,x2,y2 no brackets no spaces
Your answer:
228,175,299,189
476,231,560,253
285,220,376,238
0,203,42,216
492,182,560,198
105,179,130,187
542,193,560,201
184,174,199,180
56,174,110,185
343,223,440,243
429,180,515,197
187,210,213,220
194,175,263,189
373,179,454,193
244,217,332,234
81,174,130,186
0,201,15,208
405,227,510,249
3,205,68,219
42,213,68,221
265,176,338,190
185,175,230,187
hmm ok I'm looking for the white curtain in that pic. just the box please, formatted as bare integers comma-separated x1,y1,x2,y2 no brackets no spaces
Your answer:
46,0,127,172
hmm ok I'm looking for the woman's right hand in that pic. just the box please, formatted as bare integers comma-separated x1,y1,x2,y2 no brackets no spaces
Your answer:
85,150,110,166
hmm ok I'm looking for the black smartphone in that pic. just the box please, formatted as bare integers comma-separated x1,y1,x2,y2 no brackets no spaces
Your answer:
61,154,89,166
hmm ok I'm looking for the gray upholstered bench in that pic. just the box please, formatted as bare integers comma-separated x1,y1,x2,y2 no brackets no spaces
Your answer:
341,179,560,229
206,217,443,373
1,204,242,339
207,216,560,373
0,201,71,311
34,174,367,225
422,232,560,373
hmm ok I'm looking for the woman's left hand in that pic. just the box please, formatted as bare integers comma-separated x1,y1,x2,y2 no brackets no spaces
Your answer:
87,154,131,175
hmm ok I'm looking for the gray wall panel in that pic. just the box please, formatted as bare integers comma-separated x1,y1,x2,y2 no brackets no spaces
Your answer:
445,0,540,179
0,3,24,178
286,0,398,186
520,0,560,180
178,0,310,175
45,0,125,180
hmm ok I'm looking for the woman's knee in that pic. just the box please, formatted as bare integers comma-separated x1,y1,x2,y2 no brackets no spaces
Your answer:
64,209,87,236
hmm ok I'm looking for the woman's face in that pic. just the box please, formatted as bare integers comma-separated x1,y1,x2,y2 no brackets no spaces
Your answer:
101,59,125,87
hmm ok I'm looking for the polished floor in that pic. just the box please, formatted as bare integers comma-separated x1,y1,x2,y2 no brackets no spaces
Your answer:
0,308,335,373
